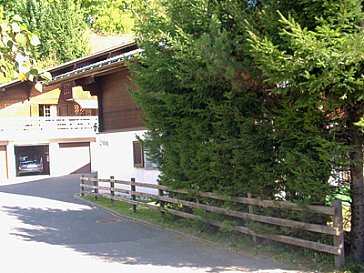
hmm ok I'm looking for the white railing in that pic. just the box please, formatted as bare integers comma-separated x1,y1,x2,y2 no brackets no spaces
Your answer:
0,116,98,140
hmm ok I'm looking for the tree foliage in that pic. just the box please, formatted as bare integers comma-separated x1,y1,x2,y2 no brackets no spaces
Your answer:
80,0,134,34
80,0,163,35
1,0,90,65
248,0,364,262
132,0,364,261
132,0,280,198
0,9,50,83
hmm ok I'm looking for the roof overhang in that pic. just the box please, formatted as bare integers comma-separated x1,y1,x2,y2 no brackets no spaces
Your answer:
0,40,139,91
49,48,142,85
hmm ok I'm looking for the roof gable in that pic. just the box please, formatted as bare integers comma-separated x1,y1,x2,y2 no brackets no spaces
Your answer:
0,40,138,91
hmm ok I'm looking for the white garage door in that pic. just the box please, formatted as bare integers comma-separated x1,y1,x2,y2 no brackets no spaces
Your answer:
0,146,8,181
58,142,91,174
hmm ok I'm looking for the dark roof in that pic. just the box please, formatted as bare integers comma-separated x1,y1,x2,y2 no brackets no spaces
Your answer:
0,40,139,90
51,48,142,84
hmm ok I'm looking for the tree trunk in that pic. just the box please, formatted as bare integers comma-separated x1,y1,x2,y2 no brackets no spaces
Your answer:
349,125,364,262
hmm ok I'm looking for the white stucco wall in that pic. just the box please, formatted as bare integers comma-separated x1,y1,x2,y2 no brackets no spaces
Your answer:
50,143,91,176
4,140,93,182
5,144,15,179
91,130,160,195
0,145,8,181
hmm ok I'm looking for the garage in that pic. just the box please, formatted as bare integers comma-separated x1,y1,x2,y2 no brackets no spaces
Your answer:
14,145,50,177
0,146,7,181
58,142,91,174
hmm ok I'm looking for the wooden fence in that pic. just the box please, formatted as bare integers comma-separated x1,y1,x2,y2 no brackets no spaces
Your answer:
80,176,345,268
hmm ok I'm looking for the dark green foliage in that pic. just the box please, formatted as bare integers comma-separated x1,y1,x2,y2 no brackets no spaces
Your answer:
248,0,364,261
132,0,272,196
24,0,89,62
131,0,340,202
1,0,89,63
132,0,364,261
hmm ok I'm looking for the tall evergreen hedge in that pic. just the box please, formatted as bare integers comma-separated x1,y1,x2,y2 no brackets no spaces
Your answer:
131,0,280,200
131,0,339,200
132,0,364,261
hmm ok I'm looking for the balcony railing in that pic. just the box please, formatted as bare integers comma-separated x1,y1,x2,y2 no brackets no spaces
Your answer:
0,116,98,141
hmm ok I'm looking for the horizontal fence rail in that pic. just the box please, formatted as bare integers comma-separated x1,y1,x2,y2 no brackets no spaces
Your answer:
80,176,345,268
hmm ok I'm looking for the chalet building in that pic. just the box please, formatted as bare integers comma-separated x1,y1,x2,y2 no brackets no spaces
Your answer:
0,50,101,181
0,41,160,185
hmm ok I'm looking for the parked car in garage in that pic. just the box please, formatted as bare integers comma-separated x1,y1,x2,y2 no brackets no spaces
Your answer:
18,156,44,175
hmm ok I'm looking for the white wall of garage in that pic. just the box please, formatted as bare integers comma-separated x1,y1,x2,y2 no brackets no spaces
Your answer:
50,142,91,176
91,129,160,194
2,141,94,182
0,146,7,181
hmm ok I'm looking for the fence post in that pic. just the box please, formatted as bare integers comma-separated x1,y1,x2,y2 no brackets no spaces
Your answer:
159,188,165,216
333,199,345,268
93,175,98,200
80,175,84,196
131,178,137,213
110,175,115,206
248,192,257,243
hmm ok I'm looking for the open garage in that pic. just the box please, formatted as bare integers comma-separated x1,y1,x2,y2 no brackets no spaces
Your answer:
14,145,50,177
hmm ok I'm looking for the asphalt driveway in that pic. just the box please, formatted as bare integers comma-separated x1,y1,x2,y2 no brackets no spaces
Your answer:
0,174,304,273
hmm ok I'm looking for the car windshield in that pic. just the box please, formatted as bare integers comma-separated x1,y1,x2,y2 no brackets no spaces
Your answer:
20,160,38,165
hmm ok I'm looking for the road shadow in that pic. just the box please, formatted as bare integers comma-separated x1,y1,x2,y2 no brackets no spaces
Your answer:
0,173,91,203
0,175,301,273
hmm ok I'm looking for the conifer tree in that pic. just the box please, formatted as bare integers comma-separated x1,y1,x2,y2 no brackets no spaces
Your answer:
248,0,364,262
23,0,89,62
132,0,342,200
1,0,90,64
132,0,281,197
132,0,364,261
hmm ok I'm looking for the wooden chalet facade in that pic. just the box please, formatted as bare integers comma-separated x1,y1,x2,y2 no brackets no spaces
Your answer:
0,47,107,181
0,40,160,185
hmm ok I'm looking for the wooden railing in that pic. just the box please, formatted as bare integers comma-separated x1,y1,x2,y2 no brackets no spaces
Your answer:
80,176,345,268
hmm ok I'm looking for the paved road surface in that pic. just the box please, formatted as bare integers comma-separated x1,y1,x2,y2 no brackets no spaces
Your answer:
0,174,305,273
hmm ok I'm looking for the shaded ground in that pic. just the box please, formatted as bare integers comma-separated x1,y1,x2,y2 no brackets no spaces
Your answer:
0,174,305,273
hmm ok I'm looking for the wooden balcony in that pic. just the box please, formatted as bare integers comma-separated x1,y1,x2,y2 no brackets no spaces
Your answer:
0,116,98,141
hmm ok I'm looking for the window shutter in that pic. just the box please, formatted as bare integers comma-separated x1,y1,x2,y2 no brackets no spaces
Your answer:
30,104,39,116
133,141,144,168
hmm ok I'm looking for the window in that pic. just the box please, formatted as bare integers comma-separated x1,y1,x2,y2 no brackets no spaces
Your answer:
39,104,57,117
133,141,144,168
144,152,159,170
39,105,51,117
133,141,159,169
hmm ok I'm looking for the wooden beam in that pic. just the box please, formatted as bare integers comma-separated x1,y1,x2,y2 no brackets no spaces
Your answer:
75,75,96,86
60,81,76,100
83,81,101,96
26,81,33,101
36,83,62,92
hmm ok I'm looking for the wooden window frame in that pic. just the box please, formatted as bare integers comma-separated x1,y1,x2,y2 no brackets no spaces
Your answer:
39,104,51,117
133,141,144,168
